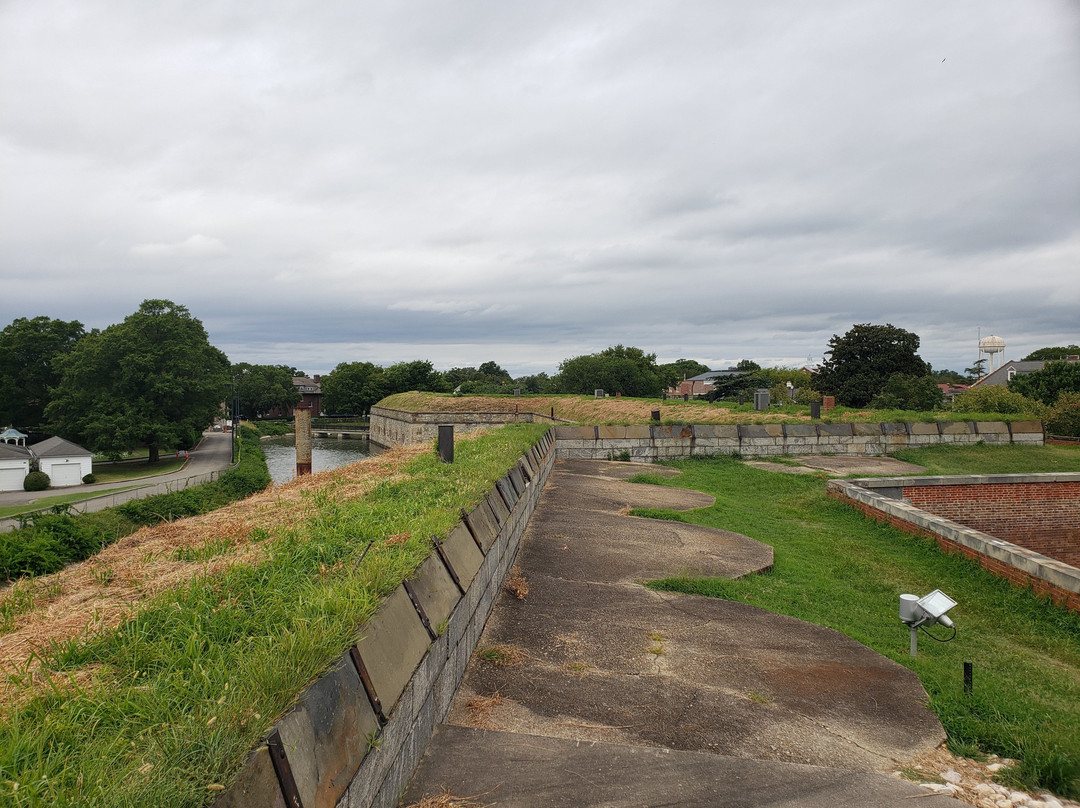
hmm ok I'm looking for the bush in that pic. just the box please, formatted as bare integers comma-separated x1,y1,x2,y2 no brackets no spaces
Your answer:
23,471,50,492
82,473,96,484
952,386,1042,415
1044,392,1080,437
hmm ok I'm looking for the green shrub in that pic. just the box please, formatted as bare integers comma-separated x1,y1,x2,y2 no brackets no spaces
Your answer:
1044,392,1080,437
82,473,96,484
952,386,1042,415
23,471,50,492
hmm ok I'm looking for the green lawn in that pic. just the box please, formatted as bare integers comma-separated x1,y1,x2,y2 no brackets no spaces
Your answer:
891,442,1080,475
92,457,187,483
638,446,1080,798
0,487,145,519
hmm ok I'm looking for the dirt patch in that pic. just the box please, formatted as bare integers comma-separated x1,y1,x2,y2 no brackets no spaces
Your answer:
792,456,927,476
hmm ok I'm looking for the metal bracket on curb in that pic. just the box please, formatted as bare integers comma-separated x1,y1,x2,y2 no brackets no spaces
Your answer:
461,508,485,552
266,729,304,808
402,579,436,640
349,645,386,724
433,535,466,596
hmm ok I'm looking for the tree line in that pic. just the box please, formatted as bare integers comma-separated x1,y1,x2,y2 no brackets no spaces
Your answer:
4,304,1078,462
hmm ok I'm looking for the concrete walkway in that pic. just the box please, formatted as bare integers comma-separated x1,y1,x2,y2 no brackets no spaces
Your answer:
403,459,960,807
0,431,235,530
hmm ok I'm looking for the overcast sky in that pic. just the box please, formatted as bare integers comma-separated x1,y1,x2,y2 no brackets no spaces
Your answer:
2,1,1077,378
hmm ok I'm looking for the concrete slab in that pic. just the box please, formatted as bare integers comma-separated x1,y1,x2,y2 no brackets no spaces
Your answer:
440,522,484,588
212,745,286,808
404,725,961,808
355,585,431,715
791,456,927,476
275,657,377,808
408,554,461,632
467,500,500,551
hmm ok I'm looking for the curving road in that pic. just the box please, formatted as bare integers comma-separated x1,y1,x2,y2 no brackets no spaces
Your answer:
0,431,238,530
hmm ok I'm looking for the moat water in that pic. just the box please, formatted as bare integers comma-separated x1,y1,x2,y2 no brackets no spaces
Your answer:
262,435,373,485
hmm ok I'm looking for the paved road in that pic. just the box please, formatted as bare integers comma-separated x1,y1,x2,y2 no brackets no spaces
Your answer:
0,431,236,529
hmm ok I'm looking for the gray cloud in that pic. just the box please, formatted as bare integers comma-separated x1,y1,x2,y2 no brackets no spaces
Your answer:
1,0,1077,378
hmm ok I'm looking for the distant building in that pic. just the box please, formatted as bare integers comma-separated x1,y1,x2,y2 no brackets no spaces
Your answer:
971,356,1079,388
0,442,32,491
30,436,93,487
667,369,745,397
264,376,323,418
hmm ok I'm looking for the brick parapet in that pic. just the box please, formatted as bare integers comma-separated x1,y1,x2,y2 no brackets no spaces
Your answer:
828,476,1080,614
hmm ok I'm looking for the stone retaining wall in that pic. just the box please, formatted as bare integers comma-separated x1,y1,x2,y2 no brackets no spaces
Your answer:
828,474,1080,613
215,429,556,808
369,406,564,449
554,420,1043,460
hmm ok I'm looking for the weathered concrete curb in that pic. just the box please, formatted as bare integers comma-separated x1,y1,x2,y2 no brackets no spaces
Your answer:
369,406,566,449
555,421,1044,461
214,430,557,808
828,473,1080,613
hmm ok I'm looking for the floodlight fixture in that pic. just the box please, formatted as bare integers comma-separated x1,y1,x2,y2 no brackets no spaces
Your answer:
899,589,957,657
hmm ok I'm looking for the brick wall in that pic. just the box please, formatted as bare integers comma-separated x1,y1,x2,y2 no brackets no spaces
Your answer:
903,482,1080,567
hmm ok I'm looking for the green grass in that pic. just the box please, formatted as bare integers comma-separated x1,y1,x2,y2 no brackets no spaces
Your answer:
641,450,1080,798
0,424,547,807
91,458,187,483
0,488,144,520
891,443,1080,475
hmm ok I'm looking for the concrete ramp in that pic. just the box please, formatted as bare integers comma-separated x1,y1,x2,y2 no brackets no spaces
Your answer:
406,725,959,808
405,459,955,807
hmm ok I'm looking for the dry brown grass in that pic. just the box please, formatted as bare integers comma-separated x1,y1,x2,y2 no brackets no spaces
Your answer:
462,691,505,730
0,443,428,702
380,392,810,425
504,565,528,600
403,787,497,808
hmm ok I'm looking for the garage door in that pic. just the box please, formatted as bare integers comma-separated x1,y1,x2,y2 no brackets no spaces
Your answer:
0,467,26,492
49,462,83,487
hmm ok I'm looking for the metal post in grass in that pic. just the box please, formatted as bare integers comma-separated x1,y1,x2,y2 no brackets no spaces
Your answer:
438,424,454,463
811,402,821,419
295,404,313,476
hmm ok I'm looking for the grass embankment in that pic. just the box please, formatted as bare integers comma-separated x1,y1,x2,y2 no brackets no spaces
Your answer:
377,391,1041,426
0,423,547,807
639,444,1080,798
92,458,187,483
0,489,144,521
890,443,1080,475
0,427,269,587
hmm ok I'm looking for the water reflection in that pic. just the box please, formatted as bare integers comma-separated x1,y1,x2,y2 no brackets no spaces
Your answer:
262,435,372,485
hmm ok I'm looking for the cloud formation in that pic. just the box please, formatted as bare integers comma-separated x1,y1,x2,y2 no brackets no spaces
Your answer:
2,1,1077,376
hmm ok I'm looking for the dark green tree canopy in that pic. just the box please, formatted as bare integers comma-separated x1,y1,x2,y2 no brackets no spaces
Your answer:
233,363,300,417
383,360,447,394
0,315,86,429
1022,346,1080,362
870,373,944,411
657,359,710,390
815,323,930,407
47,300,229,462
321,361,388,415
444,361,513,394
555,345,663,398
1008,360,1080,405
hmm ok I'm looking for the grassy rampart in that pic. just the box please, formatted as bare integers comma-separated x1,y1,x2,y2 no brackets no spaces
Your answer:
0,423,547,807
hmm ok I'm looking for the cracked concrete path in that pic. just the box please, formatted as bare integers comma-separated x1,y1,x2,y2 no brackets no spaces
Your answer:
404,459,957,807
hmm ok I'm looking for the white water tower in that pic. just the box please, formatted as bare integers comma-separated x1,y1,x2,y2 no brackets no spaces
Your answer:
979,335,1006,373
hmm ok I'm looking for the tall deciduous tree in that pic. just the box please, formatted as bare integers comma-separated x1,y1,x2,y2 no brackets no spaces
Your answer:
815,323,930,407
0,316,86,429
233,363,300,417
47,300,230,462
321,361,387,415
555,345,663,398
1022,346,1080,362
657,359,710,390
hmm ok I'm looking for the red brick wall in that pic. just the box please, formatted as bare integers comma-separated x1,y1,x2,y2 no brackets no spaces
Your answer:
829,491,1080,613
902,482,1080,566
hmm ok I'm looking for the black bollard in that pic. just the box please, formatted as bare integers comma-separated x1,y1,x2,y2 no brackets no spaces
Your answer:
438,425,454,463
811,402,821,419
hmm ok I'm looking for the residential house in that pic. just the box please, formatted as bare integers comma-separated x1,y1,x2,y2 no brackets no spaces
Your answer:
264,376,323,418
668,369,745,397
31,436,93,487
972,356,1079,388
0,442,31,492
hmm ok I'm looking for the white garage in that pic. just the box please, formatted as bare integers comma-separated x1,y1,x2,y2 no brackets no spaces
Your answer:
31,436,93,487
0,444,31,492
